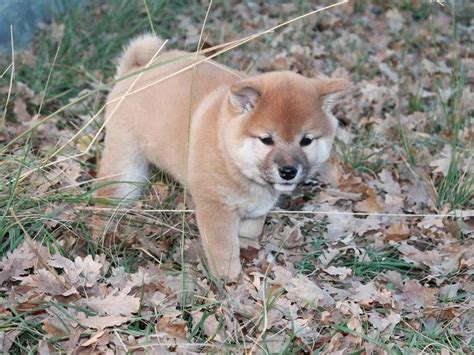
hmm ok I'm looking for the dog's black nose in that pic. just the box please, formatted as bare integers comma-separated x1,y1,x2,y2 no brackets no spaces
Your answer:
278,165,298,180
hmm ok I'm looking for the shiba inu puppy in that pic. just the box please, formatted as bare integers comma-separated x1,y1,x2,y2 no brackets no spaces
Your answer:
96,34,352,280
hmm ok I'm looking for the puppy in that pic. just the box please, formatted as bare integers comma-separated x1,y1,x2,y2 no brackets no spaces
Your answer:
96,34,352,280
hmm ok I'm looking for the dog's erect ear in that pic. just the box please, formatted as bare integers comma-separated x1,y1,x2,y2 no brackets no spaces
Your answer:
316,78,354,111
229,83,261,114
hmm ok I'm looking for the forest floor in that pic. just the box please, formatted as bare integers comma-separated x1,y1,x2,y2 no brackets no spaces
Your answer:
0,1,473,353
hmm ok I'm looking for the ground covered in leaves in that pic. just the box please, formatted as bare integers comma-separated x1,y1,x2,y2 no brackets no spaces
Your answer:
1,1,473,353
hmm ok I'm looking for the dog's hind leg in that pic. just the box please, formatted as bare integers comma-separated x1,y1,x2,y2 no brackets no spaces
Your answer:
96,132,149,203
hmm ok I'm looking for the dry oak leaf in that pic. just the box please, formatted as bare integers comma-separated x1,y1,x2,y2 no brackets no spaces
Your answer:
350,282,381,307
157,315,188,339
194,312,224,342
315,156,342,187
84,287,139,316
318,248,341,267
0,240,49,286
405,181,436,210
368,310,401,331
384,194,404,214
439,283,461,301
44,158,82,189
398,243,443,273
430,145,452,177
354,189,384,213
401,280,437,310
271,265,293,286
37,340,50,355
371,169,402,196
13,97,32,122
322,266,352,280
324,213,381,242
49,254,104,288
124,267,158,290
284,275,334,308
360,81,387,104
419,216,444,229
385,223,411,242
0,330,21,354
81,316,130,330
19,269,78,296
81,330,106,347
42,319,69,337
386,9,405,32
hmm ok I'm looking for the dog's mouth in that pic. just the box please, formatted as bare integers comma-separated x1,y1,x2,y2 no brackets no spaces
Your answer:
260,167,303,193
273,183,297,192
261,174,299,193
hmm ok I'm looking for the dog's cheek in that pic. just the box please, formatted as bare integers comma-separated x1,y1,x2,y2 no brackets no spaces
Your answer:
232,139,264,178
307,138,332,165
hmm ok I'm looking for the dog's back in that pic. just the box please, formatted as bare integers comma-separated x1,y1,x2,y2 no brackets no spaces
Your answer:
102,34,241,189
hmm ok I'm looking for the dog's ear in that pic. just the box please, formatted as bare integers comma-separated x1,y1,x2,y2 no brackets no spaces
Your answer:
229,83,261,114
316,78,354,111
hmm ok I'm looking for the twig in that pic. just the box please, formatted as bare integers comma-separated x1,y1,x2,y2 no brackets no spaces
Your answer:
77,206,472,219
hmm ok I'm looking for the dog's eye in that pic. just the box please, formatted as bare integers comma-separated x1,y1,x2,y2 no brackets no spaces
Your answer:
259,136,274,145
300,136,314,146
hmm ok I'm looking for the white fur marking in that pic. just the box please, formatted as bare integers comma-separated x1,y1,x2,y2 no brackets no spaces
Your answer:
230,138,269,185
274,183,297,193
114,153,149,201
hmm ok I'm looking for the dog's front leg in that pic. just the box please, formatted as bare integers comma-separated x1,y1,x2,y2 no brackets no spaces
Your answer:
195,201,241,280
239,217,265,249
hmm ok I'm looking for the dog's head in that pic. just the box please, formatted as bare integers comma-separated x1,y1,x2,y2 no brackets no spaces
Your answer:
221,71,352,192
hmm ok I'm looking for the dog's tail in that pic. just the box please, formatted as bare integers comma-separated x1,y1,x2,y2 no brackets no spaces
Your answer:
116,33,166,77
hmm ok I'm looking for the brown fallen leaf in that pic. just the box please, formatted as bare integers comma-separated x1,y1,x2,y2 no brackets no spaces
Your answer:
49,254,105,288
316,156,342,188
84,287,139,316
13,97,32,122
384,194,404,213
319,188,362,205
322,266,352,280
368,310,401,331
371,169,402,196
43,158,83,189
271,265,293,285
318,248,340,267
81,330,105,347
354,189,384,213
336,301,363,333
351,282,380,307
284,275,334,308
325,213,382,242
439,283,461,301
0,240,49,286
386,9,405,32
347,315,363,333
42,319,69,337
37,340,51,355
157,315,187,339
0,330,21,354
19,269,78,296
430,145,452,177
81,315,130,330
385,222,411,242
401,280,437,310
265,333,288,354
338,174,367,194
398,243,444,273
